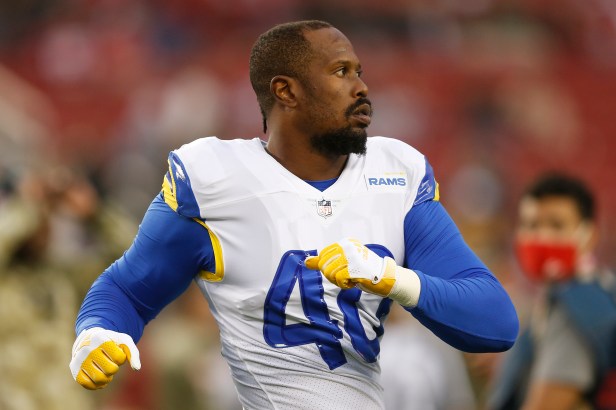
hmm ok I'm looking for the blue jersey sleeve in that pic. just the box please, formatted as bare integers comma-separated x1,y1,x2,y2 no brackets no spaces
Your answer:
75,194,215,342
403,200,519,352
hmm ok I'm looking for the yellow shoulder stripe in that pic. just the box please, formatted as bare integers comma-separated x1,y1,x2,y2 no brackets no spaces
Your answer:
162,176,178,211
192,218,225,282
162,160,179,211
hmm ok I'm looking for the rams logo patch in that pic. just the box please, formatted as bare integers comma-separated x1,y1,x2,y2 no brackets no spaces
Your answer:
367,177,406,186
364,173,408,189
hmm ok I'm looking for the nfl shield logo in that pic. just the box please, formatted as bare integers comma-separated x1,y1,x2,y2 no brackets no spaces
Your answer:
317,199,332,218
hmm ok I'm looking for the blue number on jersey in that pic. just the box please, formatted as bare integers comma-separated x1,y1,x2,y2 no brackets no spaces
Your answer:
263,246,393,370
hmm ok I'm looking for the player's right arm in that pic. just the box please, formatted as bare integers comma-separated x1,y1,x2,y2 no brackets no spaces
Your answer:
70,157,216,389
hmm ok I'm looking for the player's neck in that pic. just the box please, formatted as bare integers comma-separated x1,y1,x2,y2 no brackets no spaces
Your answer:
265,136,348,181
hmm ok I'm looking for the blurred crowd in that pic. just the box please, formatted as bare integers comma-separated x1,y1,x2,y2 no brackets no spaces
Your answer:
1,0,615,409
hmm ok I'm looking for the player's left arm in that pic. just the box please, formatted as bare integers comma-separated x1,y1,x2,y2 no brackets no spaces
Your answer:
402,199,518,352
399,157,517,352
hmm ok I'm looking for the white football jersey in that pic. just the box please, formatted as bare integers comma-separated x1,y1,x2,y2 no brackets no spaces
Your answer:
163,136,436,410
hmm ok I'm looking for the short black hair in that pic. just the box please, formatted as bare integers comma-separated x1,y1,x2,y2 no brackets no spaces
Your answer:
249,20,333,133
524,173,595,221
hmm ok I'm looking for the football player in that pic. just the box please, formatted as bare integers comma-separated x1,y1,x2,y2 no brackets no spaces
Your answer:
70,20,518,409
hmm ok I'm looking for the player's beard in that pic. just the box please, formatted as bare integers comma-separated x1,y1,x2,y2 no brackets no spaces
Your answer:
310,126,367,157
309,99,371,157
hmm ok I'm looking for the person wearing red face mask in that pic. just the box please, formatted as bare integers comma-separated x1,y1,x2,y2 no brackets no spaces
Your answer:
488,173,616,410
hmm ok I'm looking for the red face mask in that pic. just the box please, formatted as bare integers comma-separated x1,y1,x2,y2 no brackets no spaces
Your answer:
515,240,577,282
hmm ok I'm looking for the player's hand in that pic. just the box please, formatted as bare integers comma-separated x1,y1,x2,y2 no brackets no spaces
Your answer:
304,238,395,294
70,327,141,390
305,238,421,307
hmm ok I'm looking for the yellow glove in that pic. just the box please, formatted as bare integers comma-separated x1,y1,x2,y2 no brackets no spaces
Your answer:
70,327,141,390
305,238,421,307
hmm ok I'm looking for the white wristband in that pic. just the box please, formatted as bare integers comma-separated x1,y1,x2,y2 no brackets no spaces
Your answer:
388,266,421,307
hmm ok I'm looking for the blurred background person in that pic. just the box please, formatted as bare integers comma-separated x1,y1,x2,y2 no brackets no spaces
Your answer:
0,164,136,410
488,173,616,410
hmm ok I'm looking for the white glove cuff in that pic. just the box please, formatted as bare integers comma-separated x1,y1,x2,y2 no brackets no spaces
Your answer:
388,266,421,307
70,327,101,379
72,327,100,357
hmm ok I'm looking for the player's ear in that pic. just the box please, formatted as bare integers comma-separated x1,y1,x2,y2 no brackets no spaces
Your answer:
271,75,299,109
